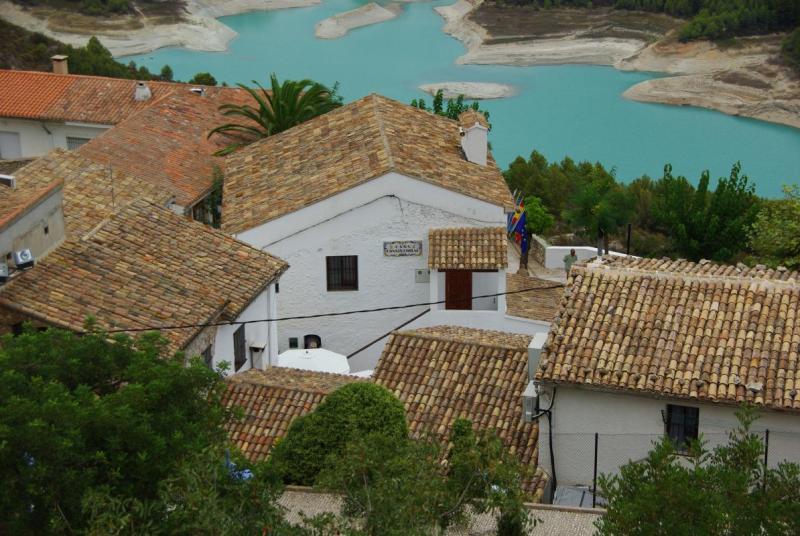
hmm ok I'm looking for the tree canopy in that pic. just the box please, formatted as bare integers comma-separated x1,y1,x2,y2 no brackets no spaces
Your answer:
411,89,491,124
209,73,343,155
597,408,800,535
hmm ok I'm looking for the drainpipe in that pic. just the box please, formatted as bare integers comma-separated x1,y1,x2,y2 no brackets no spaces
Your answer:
40,122,55,150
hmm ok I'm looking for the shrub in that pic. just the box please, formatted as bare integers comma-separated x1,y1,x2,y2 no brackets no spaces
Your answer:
269,382,408,485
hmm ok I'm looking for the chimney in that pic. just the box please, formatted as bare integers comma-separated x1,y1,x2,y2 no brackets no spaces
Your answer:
458,110,489,166
50,55,68,75
528,332,548,380
134,81,152,102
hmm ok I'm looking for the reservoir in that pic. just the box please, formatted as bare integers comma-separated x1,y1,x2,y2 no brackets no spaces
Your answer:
125,0,800,197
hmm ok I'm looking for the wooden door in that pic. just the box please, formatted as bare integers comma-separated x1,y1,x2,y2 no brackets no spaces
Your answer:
445,270,473,310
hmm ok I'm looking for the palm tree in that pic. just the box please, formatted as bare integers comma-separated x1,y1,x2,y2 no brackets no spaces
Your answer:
209,73,342,155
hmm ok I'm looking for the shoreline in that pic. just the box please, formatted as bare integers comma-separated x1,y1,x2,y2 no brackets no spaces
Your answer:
0,0,320,57
314,2,399,40
437,0,799,129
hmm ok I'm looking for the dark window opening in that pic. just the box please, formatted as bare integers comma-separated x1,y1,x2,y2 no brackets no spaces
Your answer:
666,404,699,452
326,255,358,291
289,337,299,349
275,282,279,293
201,345,213,369
233,325,246,372
304,334,321,349
44,225,49,235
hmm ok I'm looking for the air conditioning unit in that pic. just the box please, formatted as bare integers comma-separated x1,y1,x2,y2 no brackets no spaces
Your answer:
522,380,538,423
13,249,34,270
0,174,15,189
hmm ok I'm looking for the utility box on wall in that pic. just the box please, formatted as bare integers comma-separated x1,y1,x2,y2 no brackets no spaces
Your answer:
415,268,430,283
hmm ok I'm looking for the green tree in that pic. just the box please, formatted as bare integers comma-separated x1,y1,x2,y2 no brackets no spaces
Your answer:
411,89,491,124
0,325,237,534
518,195,554,270
315,419,536,536
160,64,174,81
748,185,800,269
189,72,218,86
782,27,800,71
269,382,408,485
209,73,343,155
82,445,298,536
596,408,800,536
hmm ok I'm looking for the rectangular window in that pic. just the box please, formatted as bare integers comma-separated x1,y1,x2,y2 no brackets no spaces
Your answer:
666,404,699,452
201,345,213,369
66,136,90,150
233,325,246,372
326,255,358,291
0,131,22,159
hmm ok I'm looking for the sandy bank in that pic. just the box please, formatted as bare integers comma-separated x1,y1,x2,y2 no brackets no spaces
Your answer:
438,0,799,129
315,2,398,40
0,0,319,56
437,0,646,67
419,81,516,99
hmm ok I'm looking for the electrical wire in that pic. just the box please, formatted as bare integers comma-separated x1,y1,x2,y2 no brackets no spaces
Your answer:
101,282,563,334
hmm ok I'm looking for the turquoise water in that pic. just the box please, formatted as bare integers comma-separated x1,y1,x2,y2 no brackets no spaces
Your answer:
124,0,800,197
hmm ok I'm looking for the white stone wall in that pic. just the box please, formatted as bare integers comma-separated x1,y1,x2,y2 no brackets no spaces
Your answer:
0,185,65,261
0,117,108,158
538,385,800,488
213,283,277,374
234,173,509,372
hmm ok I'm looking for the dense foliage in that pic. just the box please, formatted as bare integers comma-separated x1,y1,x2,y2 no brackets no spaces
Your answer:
511,0,800,55
411,89,491,124
210,73,343,155
748,186,800,270
10,0,180,17
0,325,264,534
505,150,771,263
597,408,800,535
314,419,535,536
782,27,800,69
269,382,408,485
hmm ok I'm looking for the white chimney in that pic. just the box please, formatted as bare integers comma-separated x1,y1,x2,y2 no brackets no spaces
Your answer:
528,332,548,380
51,55,68,75
458,110,489,166
134,81,152,102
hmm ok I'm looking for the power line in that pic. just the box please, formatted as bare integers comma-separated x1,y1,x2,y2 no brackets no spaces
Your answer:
102,282,564,334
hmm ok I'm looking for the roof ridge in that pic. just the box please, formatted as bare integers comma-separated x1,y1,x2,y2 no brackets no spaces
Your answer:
228,369,357,394
372,94,395,170
581,260,800,287
0,69,185,87
397,329,530,353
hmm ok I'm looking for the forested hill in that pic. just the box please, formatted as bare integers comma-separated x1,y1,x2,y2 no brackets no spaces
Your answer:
9,0,184,17
523,0,800,41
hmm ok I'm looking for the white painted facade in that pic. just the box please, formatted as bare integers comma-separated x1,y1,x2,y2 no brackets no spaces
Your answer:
0,183,65,262
209,282,279,374
234,172,548,372
0,117,108,158
543,246,629,271
536,385,800,490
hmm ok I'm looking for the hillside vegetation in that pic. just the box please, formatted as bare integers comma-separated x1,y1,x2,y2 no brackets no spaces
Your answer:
9,0,183,17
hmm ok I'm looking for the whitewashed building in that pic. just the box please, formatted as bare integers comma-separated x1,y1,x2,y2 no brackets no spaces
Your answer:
529,256,800,503
0,64,180,158
0,150,288,372
222,95,555,371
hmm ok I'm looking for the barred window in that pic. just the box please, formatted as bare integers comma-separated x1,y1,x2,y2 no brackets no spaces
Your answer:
326,256,358,291
233,325,247,372
666,404,699,451
66,136,90,150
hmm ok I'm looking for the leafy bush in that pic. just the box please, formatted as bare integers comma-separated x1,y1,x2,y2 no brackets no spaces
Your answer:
269,383,408,485
782,27,800,71
189,72,219,86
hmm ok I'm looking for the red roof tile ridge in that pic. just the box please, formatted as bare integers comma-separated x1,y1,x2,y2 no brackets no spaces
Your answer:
582,257,800,286
372,94,395,170
398,326,532,352
0,69,180,86
0,177,63,231
227,367,359,394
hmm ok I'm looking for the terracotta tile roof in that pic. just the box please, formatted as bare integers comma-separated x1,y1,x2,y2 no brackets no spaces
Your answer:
10,149,172,236
536,256,800,412
506,272,565,323
77,86,251,207
0,198,288,352
0,70,180,124
0,173,62,232
221,94,514,234
428,227,507,270
373,326,545,497
0,158,35,175
224,368,360,461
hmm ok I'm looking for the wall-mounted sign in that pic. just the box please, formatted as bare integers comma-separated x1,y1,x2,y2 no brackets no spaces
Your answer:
384,240,422,257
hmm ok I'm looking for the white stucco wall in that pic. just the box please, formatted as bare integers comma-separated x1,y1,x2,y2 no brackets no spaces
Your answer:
538,385,800,488
0,117,108,158
0,184,65,261
212,283,277,374
543,246,628,270
234,173,510,373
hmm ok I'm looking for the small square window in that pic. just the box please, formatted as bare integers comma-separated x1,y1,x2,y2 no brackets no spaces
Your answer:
289,337,299,349
44,225,49,235
666,404,699,452
326,255,358,291
66,136,90,150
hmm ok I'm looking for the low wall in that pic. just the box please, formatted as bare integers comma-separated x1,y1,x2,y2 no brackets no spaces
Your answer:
543,246,628,270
